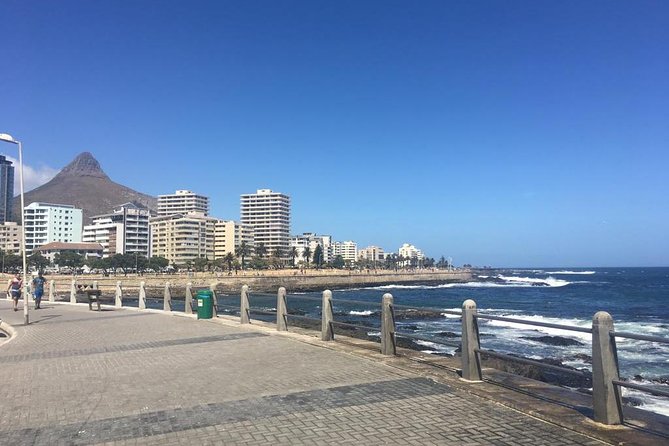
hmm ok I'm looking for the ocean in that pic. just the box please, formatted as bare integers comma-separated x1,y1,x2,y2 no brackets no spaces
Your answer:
269,267,669,417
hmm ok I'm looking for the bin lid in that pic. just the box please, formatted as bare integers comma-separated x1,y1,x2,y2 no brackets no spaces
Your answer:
197,290,214,298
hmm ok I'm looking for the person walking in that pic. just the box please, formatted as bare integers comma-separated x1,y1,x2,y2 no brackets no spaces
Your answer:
7,273,22,312
32,271,46,310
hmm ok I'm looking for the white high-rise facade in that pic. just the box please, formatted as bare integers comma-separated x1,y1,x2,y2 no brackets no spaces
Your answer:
157,190,210,216
240,189,290,256
0,222,22,255
149,212,216,265
332,240,358,262
23,203,83,254
358,246,386,262
398,243,425,260
214,220,254,259
289,233,332,265
82,203,150,258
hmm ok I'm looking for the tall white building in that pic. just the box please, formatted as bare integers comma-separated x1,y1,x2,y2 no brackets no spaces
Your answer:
289,233,332,265
82,203,151,258
214,220,254,259
398,243,425,260
240,189,290,256
332,240,358,262
157,190,210,217
149,212,216,265
23,203,83,254
358,246,386,263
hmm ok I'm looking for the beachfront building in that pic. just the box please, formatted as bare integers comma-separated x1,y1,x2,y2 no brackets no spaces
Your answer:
82,203,151,258
240,189,290,257
0,155,14,223
213,220,254,259
0,221,22,254
149,212,216,265
398,243,425,266
36,242,104,263
23,203,83,254
358,246,386,263
332,240,358,263
157,190,210,217
289,233,333,266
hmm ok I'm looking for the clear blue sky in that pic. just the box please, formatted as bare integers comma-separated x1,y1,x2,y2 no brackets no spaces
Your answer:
1,1,667,267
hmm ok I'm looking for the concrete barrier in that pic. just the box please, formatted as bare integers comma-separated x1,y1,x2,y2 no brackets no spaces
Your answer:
592,311,622,425
240,285,250,324
461,299,482,382
381,293,395,356
321,290,334,341
276,287,287,332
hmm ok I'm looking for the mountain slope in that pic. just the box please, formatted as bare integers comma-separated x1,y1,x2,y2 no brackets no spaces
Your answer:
11,152,156,222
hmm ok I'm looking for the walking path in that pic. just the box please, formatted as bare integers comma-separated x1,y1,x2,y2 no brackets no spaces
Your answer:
0,300,664,445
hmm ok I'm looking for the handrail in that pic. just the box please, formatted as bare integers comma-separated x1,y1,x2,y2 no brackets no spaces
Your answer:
476,348,590,377
285,294,322,303
612,380,669,399
475,314,592,334
610,331,669,345
395,331,461,349
392,303,463,316
331,320,379,331
331,297,382,307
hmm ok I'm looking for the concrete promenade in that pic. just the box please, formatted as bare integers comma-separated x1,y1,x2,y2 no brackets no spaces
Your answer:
0,301,663,445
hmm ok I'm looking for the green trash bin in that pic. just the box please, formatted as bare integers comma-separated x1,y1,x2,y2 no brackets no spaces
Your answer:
196,290,214,319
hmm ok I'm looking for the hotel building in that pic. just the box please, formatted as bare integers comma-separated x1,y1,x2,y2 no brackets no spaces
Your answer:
240,189,290,256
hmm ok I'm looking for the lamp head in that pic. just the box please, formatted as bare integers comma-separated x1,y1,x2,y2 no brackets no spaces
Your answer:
0,133,19,144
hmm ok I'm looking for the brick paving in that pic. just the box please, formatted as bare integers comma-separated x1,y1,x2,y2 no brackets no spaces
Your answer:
0,300,608,445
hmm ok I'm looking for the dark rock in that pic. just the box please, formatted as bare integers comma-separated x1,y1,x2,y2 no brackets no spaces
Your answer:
395,309,451,321
435,331,460,338
569,353,592,364
520,335,584,347
397,324,420,331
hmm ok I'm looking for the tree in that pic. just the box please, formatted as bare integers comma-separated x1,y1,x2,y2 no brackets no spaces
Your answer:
272,247,284,268
224,252,236,272
302,246,312,268
3,253,22,273
54,251,85,270
237,241,251,270
148,256,169,272
89,257,111,274
289,246,298,267
28,252,50,272
194,257,210,272
255,242,267,259
331,255,345,269
313,245,324,268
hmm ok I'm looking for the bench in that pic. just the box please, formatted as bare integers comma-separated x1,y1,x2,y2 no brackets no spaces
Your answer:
76,286,102,311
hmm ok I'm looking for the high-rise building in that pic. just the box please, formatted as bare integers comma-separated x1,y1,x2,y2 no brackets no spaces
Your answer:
0,155,14,223
157,190,209,216
358,246,386,262
398,243,425,260
149,212,216,265
332,240,358,262
214,220,254,259
82,203,151,258
0,221,22,254
289,233,332,265
23,202,83,254
240,189,290,256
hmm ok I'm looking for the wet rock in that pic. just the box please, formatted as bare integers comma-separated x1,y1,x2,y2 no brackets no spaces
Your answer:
395,309,451,321
520,335,583,347
435,331,460,338
397,324,420,331
569,353,592,364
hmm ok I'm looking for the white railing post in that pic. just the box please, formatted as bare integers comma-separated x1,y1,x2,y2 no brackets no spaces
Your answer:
461,299,482,382
164,282,172,311
115,281,123,308
381,293,396,355
48,280,55,302
321,290,334,341
209,282,218,317
185,282,193,314
139,281,146,310
277,287,287,331
592,311,623,425
70,279,77,304
240,285,250,324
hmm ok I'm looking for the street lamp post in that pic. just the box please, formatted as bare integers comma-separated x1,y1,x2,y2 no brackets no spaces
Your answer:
0,133,29,325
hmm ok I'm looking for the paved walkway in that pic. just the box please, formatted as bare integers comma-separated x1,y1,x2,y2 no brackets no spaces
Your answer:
0,300,627,445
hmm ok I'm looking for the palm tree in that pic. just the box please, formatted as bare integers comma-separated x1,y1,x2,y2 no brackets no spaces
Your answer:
255,242,267,259
224,252,236,272
237,241,251,270
272,247,284,268
302,246,312,268
289,246,298,267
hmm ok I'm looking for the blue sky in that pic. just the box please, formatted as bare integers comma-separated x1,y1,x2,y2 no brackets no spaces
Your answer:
1,1,667,267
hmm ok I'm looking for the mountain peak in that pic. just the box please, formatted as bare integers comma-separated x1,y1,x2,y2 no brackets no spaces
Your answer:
56,152,109,179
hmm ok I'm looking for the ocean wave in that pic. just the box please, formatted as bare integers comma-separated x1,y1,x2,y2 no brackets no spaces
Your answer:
349,310,374,316
496,275,571,287
546,271,596,275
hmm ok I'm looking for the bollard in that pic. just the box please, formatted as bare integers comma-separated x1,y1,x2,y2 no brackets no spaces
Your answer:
592,311,622,425
164,282,172,311
321,290,334,341
209,282,218,317
277,287,288,331
92,280,98,290
70,279,77,304
381,293,396,355
48,280,55,302
240,285,250,324
185,282,193,314
115,281,123,308
461,299,482,381
139,281,146,310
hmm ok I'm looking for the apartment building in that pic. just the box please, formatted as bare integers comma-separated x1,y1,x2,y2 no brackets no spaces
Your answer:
0,221,22,254
289,233,332,265
358,246,386,263
399,243,425,260
149,212,216,265
82,203,150,258
23,203,83,254
214,220,254,259
332,240,358,262
157,190,210,217
240,189,290,256
0,155,14,223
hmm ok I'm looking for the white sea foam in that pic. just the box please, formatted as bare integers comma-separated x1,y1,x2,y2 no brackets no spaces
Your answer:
496,275,571,287
349,310,374,316
546,271,596,275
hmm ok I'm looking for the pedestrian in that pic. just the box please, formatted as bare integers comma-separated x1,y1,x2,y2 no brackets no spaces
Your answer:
7,273,22,312
32,271,46,309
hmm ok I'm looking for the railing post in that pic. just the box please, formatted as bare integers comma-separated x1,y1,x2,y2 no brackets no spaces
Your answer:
92,280,98,290
592,311,622,425
240,285,250,324
70,279,77,304
48,280,55,302
115,281,123,308
277,287,287,331
321,290,334,341
209,282,218,317
139,281,146,310
185,282,193,314
164,282,172,311
381,293,396,355
461,299,482,381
